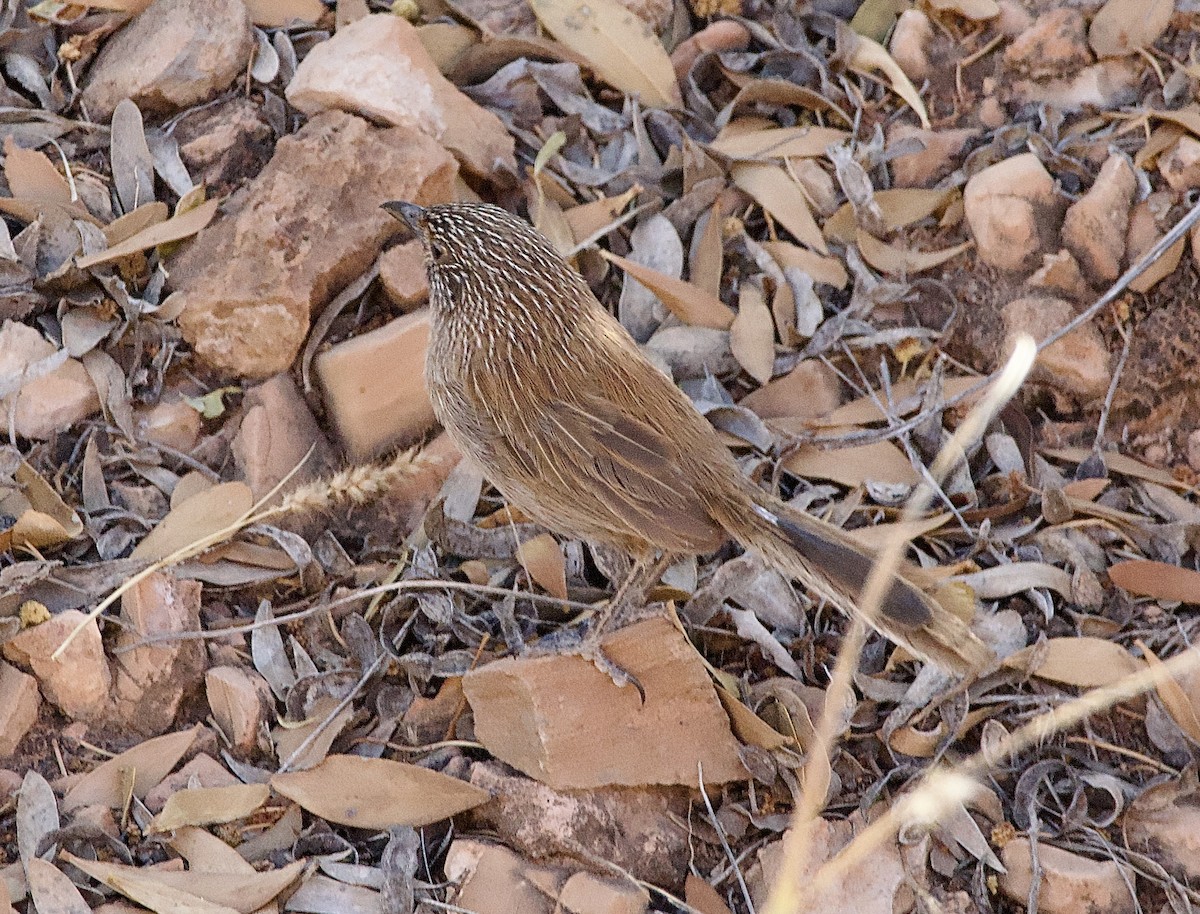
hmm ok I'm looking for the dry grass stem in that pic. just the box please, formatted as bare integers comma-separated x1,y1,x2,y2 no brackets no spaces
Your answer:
762,336,1037,914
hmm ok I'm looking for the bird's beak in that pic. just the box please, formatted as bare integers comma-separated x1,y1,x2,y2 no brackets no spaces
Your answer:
382,201,425,234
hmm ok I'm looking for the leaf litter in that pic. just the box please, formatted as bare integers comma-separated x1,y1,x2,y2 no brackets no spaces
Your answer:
3,0,1200,912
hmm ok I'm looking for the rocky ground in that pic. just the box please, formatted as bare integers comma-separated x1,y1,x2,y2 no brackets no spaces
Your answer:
0,0,1199,912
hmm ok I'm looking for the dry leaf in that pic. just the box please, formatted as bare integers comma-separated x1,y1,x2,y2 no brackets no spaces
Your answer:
690,204,724,296
730,283,775,384
104,201,169,246
131,481,254,562
1088,0,1172,57
732,162,828,254
1027,637,1141,688
562,187,639,244
685,875,735,914
1042,447,1190,490
25,859,90,914
2,137,71,204
244,0,326,25
783,441,919,487
66,853,304,914
716,688,791,751
77,198,219,269
529,0,681,109
1138,640,1200,744
856,229,971,276
844,29,930,128
271,755,491,828
62,727,200,811
149,784,271,833
709,125,849,160
515,533,568,600
1108,559,1200,603
602,251,734,329
761,241,848,288
824,187,955,243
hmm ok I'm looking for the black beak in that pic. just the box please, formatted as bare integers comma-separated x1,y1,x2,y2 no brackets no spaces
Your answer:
382,201,425,234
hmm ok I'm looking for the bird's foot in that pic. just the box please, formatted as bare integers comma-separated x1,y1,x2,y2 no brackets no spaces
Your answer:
532,621,645,698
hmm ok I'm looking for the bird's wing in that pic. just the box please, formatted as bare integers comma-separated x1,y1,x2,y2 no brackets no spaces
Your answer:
537,395,726,553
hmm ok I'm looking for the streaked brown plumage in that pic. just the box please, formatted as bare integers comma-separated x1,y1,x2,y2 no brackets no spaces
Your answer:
384,200,992,676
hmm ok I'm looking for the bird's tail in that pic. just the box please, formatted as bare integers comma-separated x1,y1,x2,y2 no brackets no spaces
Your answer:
713,483,994,677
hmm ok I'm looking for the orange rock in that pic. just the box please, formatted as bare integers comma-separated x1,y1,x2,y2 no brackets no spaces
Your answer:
232,373,332,501
378,240,429,311
964,154,1057,272
0,661,39,756
3,610,111,721
316,309,436,458
463,617,747,789
1061,154,1135,283
999,838,1135,914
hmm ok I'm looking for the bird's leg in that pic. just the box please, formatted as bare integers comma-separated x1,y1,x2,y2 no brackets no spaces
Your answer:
573,551,677,691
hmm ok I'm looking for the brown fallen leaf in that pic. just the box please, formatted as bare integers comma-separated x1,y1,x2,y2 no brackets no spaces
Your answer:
149,783,271,833
730,283,776,384
1138,640,1200,744
76,198,220,270
529,0,681,109
3,137,71,204
602,251,734,329
783,440,920,487
731,162,828,254
1024,637,1141,688
515,533,568,600
25,858,90,914
709,124,850,160
131,481,254,562
62,726,200,811
855,229,971,276
1088,0,1172,57
272,755,491,828
1109,559,1200,604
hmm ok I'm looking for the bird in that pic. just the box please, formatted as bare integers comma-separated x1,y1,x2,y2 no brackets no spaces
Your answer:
383,200,993,678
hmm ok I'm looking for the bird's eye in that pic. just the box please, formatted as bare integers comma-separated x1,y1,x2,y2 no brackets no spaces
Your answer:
429,239,453,265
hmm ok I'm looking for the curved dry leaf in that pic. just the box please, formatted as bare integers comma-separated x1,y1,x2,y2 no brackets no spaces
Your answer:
722,78,852,127
1109,559,1200,603
686,874,735,914
815,375,981,427
16,460,83,539
603,251,734,329
844,29,930,129
824,187,955,243
715,688,792,751
65,852,304,914
848,513,952,550
2,138,71,204
111,100,155,215
515,533,567,600
529,0,680,109
731,162,828,254
62,726,200,811
149,784,271,833
856,230,971,276
104,201,169,246
1088,0,1172,58
562,187,639,244
730,284,776,384
170,826,257,874
25,858,90,914
1138,640,1200,744
709,125,850,160
271,755,491,829
1042,447,1189,490
953,562,1072,600
1129,233,1186,294
887,720,946,758
1029,637,1141,688
783,441,920,487
131,481,254,562
761,241,848,289
10,510,73,551
76,198,220,270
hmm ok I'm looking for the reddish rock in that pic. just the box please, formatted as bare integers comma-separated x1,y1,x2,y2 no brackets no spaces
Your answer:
1026,250,1088,300
889,10,935,82
560,873,649,914
999,839,1134,914
82,0,254,120
378,240,429,310
3,611,111,721
1160,136,1200,192
964,154,1058,271
0,661,39,757
467,761,693,889
445,840,566,914
231,373,332,501
1001,295,1110,403
1003,9,1092,80
887,125,979,188
1061,154,1136,284
463,617,747,789
168,112,457,378
111,572,205,735
137,399,202,452
1011,59,1141,112
0,321,100,440
286,15,515,179
316,309,435,458
173,96,274,195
